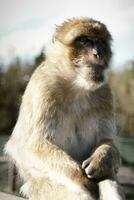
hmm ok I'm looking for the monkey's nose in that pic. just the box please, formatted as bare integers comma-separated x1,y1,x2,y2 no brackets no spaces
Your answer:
92,48,99,58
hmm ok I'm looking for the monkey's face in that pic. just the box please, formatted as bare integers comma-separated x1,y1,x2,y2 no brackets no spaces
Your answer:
55,18,112,89
71,34,111,83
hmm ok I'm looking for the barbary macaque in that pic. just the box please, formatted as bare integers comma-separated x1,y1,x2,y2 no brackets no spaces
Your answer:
5,17,123,200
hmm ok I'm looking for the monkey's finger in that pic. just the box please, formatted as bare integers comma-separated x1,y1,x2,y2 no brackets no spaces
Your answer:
85,165,96,179
82,160,89,169
82,158,91,169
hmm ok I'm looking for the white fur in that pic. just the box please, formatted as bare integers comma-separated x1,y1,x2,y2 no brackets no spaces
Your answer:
73,66,106,91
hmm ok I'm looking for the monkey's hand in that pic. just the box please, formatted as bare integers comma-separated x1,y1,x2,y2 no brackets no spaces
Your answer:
82,141,120,181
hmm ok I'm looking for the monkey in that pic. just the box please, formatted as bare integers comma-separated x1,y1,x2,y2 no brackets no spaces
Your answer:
5,17,123,200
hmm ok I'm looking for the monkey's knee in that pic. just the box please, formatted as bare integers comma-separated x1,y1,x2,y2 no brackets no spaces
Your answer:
20,178,50,200
20,179,98,200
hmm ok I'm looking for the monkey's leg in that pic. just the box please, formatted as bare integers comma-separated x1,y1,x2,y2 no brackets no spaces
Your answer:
6,139,95,200
21,177,97,200
99,178,126,200
82,141,125,199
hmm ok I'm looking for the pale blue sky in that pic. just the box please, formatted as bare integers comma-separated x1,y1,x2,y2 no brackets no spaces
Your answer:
0,0,134,70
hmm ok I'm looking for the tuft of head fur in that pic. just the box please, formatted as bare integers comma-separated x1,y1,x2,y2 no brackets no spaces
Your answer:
54,17,112,45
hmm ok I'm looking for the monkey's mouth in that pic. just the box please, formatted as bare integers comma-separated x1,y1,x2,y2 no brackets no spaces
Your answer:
89,74,104,82
88,69,104,82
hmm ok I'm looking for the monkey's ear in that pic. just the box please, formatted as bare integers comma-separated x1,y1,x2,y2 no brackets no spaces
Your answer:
52,35,55,43
52,25,60,43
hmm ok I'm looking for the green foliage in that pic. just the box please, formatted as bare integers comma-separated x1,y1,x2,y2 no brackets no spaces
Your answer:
0,55,41,135
0,60,23,134
108,62,134,136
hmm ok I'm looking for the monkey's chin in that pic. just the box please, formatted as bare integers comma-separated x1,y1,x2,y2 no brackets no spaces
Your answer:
90,71,106,89
87,79,106,92
73,65,106,92
73,73,105,92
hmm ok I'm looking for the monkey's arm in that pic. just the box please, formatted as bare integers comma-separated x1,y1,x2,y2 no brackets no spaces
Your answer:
82,139,124,199
82,84,120,180
82,139,120,180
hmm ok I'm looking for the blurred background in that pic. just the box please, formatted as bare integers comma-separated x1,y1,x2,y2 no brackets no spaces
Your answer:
0,0,134,199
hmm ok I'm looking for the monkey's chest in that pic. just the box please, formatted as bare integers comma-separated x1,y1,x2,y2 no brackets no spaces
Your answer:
53,116,98,162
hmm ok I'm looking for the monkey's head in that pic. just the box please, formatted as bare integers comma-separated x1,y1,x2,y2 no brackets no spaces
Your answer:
53,17,112,90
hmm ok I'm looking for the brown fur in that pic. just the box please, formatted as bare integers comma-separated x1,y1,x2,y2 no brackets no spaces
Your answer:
55,17,112,45
5,17,121,200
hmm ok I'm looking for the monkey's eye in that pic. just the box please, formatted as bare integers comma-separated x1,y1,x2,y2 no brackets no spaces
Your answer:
94,39,106,54
75,36,93,46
